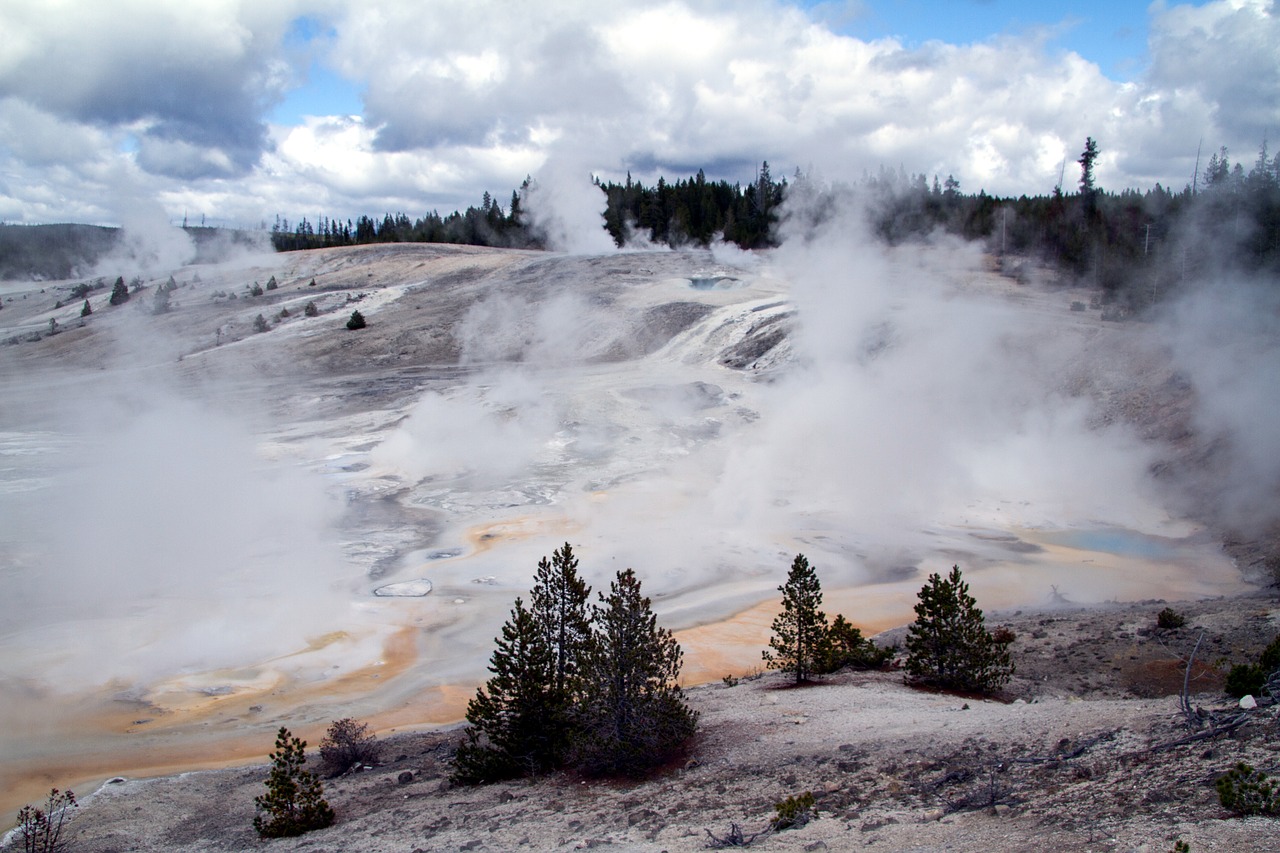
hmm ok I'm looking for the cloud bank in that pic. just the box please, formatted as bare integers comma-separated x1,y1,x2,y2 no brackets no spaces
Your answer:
0,1,1276,227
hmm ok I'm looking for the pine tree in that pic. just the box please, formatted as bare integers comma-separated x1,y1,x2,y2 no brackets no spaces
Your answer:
575,569,697,776
80,299,91,317
346,310,366,330
451,597,559,784
252,727,334,839
763,554,831,684
529,542,592,763
905,565,1013,693
108,276,128,305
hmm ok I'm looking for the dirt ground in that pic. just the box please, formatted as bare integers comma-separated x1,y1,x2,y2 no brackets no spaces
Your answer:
16,592,1278,853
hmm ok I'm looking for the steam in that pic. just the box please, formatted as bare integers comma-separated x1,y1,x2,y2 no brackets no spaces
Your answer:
521,154,617,254
0,380,355,689
88,199,197,280
1158,277,1280,533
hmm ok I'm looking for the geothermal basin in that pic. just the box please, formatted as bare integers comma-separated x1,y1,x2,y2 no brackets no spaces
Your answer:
0,240,1254,818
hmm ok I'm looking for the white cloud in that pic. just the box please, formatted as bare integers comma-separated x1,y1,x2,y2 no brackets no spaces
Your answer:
0,0,1273,224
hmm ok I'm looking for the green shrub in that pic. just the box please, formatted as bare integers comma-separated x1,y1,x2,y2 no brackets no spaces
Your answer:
1156,607,1186,630
820,614,894,673
771,791,816,830
253,727,335,838
1216,762,1280,816
304,301,319,317
1225,663,1266,699
346,310,366,330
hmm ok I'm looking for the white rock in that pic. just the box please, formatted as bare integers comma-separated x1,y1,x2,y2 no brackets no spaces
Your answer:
1239,694,1258,709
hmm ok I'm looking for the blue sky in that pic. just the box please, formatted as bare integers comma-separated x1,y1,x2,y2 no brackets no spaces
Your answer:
0,0,1273,227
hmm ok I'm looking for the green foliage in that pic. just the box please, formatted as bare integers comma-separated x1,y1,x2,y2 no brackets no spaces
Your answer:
905,565,1013,693
1156,607,1186,630
1225,663,1266,699
821,614,894,673
770,791,816,830
1224,632,1280,698
451,597,560,785
253,313,269,333
530,542,592,761
575,569,698,777
152,284,171,315
1170,840,1190,853
346,309,366,330
318,718,380,778
252,727,334,838
16,788,77,853
763,554,831,684
80,299,91,317
250,281,264,296
304,301,319,317
265,275,278,290
108,275,129,305
1216,762,1280,816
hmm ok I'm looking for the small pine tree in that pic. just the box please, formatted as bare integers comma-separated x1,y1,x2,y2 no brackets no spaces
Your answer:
905,565,1013,693
266,275,278,290
252,727,334,838
253,313,269,333
346,310,366,330
80,300,91,317
250,282,264,297
820,614,893,673
763,554,831,684
451,597,559,784
108,276,129,305
575,569,697,776
152,285,171,315
304,301,319,317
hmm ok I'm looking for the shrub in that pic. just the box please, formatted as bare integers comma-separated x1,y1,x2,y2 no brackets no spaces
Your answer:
1216,762,1280,816
1225,663,1266,699
80,300,91,317
16,788,77,853
265,275,278,291
821,614,894,673
304,301,319,317
250,282,264,296
318,718,380,778
253,727,335,838
1224,632,1280,698
346,310,366,330
771,791,816,830
905,565,1013,693
1156,607,1186,630
253,314,269,333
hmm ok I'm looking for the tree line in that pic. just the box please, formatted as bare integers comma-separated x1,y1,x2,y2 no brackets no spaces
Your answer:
269,139,1279,313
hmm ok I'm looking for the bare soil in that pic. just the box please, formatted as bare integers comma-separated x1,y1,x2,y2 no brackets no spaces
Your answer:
31,593,1280,853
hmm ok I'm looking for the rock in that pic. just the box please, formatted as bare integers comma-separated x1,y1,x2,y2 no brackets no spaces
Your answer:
803,842,828,851
397,770,415,785
1240,694,1258,709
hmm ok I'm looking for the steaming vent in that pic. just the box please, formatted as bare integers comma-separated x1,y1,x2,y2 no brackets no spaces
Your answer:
687,275,741,290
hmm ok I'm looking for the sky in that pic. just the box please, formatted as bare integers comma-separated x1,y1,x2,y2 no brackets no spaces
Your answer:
0,0,1276,229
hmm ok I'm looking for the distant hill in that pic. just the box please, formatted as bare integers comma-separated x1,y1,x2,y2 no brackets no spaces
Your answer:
0,224,268,281
0,224,119,280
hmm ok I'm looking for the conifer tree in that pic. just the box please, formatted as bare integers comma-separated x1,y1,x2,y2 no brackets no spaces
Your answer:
763,554,831,684
575,569,697,776
451,597,559,784
252,727,334,839
346,310,366,330
905,565,1013,693
108,276,128,306
529,542,592,762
